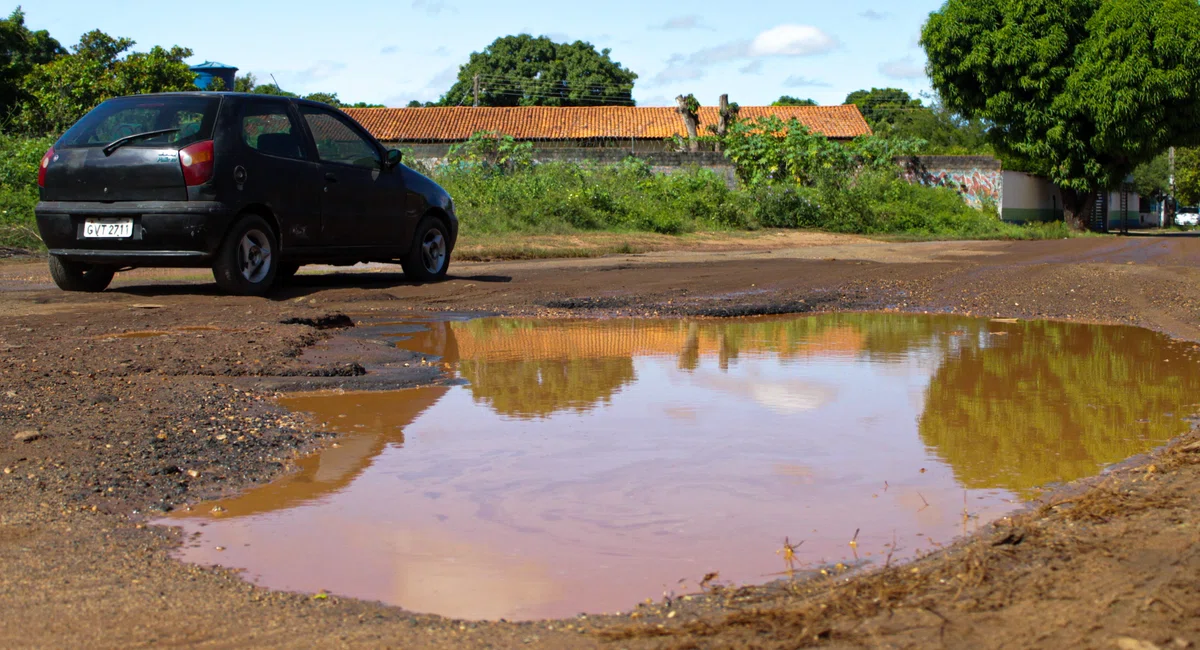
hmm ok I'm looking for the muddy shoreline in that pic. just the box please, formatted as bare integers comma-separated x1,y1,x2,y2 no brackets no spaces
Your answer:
2,236,1200,648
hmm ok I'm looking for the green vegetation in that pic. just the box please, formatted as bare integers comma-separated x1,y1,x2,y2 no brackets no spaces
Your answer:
843,87,993,156
431,129,1062,241
923,0,1200,229
434,34,637,107
0,132,52,249
771,96,817,107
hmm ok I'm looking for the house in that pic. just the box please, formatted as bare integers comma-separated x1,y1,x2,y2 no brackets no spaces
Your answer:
342,104,871,155
904,156,1142,230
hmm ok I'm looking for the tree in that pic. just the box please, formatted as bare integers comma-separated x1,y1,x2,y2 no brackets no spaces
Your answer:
923,0,1200,230
1175,148,1200,206
1133,153,1170,202
675,93,699,152
0,8,65,118
234,72,256,93
250,83,296,98
303,91,340,106
883,96,992,155
18,30,195,136
436,34,637,107
844,88,921,129
772,96,817,107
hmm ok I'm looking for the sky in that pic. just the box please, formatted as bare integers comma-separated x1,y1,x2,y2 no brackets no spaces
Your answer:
23,0,944,108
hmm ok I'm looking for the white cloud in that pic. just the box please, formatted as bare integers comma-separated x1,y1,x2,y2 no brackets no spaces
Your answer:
879,57,926,80
648,23,835,88
299,60,346,82
739,60,764,75
783,75,831,88
652,15,709,31
748,25,837,57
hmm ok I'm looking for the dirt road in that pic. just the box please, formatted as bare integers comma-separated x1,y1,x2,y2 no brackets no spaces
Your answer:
2,234,1199,649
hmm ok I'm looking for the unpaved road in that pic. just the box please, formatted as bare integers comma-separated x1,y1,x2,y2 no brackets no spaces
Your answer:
2,234,1200,649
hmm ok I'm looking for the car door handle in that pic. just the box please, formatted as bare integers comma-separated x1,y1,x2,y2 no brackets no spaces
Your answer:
324,173,338,183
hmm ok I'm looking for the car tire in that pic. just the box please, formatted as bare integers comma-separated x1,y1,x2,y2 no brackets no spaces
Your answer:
212,215,279,296
48,256,115,292
401,216,451,282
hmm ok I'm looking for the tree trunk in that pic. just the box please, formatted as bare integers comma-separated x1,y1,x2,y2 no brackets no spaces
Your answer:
1060,188,1094,232
675,94,700,153
716,94,734,153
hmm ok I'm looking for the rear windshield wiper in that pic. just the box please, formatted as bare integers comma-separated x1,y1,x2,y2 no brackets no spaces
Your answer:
102,128,180,156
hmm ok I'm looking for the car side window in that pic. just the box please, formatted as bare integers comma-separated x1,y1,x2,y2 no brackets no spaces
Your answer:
299,106,380,169
242,102,306,161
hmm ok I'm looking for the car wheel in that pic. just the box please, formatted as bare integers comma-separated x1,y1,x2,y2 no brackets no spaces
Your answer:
212,215,278,296
48,256,115,292
401,216,451,282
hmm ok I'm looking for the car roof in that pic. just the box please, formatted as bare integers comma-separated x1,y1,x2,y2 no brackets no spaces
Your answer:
114,92,339,109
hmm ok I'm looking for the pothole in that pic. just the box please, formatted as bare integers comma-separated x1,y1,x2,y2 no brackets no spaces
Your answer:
162,314,1200,621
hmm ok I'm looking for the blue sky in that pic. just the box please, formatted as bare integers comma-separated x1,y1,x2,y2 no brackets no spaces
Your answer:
23,0,943,107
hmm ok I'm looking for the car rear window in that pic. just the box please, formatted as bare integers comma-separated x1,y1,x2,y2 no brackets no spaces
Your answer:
57,96,220,149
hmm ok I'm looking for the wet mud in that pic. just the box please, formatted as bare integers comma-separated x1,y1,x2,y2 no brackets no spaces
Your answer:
3,236,1200,648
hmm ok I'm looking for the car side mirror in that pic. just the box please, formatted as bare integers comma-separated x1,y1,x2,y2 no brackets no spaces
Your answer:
385,149,402,169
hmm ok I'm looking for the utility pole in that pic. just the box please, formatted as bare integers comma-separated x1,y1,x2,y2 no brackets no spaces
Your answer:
1169,146,1177,228
473,74,480,107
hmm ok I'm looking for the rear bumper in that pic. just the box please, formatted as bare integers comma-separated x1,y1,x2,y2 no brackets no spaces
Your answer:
35,201,234,266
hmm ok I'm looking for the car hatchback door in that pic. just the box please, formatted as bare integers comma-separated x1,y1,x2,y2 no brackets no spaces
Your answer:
298,105,406,252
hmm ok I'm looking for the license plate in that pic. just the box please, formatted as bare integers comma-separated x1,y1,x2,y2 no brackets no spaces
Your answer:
83,219,133,239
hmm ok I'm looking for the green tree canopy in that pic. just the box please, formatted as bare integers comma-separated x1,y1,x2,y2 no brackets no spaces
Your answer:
0,8,64,118
436,34,637,107
249,82,296,98
923,0,1200,229
1132,152,1170,201
17,30,195,136
302,91,340,106
233,72,256,93
844,87,921,129
772,96,817,107
881,96,992,156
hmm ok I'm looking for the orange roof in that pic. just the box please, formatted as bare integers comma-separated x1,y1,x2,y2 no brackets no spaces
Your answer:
342,105,871,142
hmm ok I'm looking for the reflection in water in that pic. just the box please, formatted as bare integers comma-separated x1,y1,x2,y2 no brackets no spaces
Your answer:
164,315,1200,621
919,320,1200,494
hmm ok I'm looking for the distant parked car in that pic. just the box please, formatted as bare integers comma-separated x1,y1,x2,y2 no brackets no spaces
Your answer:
1176,207,1200,227
35,93,457,295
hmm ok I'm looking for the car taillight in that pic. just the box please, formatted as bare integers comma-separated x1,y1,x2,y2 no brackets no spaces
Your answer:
38,147,54,188
179,140,215,187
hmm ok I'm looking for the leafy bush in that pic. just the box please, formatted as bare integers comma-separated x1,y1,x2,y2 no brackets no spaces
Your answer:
0,133,53,249
433,159,750,236
722,115,925,188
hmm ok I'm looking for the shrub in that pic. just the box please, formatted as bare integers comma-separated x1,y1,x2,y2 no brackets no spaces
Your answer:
0,133,53,250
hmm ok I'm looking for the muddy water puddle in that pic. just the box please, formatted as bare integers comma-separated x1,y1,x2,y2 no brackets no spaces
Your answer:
166,315,1200,620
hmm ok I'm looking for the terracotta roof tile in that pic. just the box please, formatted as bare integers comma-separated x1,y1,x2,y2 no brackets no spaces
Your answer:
342,105,871,142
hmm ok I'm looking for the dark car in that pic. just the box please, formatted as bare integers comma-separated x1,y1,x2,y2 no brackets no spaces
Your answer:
35,92,457,295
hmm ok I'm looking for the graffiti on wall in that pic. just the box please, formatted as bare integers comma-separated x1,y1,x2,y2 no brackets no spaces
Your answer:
904,168,1002,209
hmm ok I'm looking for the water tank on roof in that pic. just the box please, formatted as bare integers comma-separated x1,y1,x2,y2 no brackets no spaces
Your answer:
190,61,238,91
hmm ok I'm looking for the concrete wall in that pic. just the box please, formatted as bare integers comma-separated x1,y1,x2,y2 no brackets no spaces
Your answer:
1000,171,1062,223
900,156,1003,210
389,143,738,187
